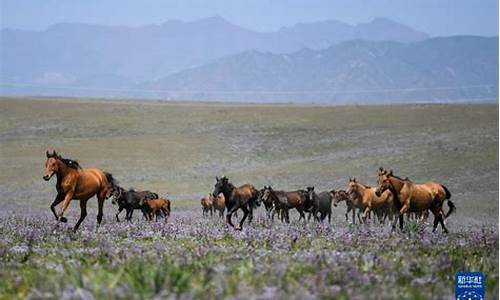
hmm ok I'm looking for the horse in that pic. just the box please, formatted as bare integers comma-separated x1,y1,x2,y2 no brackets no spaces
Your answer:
260,186,308,223
212,176,259,230
112,186,158,222
145,198,171,222
332,189,360,224
212,193,229,218
260,186,278,220
347,177,394,224
375,168,456,233
200,194,214,217
43,150,117,232
305,187,333,223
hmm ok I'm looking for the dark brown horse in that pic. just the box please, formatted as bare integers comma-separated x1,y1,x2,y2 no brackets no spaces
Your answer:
260,186,308,223
43,151,117,232
375,168,455,233
212,176,259,230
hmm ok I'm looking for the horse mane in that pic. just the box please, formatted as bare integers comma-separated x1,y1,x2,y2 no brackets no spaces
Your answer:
60,157,82,169
389,173,411,182
355,181,371,189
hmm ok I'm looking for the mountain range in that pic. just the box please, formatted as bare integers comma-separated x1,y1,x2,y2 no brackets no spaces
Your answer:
147,36,498,103
1,16,498,103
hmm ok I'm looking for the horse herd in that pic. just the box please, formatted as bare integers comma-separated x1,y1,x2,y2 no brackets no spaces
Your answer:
43,150,455,233
203,171,455,232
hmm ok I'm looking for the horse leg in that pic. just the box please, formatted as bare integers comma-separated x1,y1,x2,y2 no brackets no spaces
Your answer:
161,208,169,222
57,192,74,222
236,206,250,231
357,210,363,224
438,210,449,233
50,193,65,222
226,206,238,228
362,207,370,224
314,209,321,222
320,212,326,223
247,204,254,223
73,199,88,232
397,202,410,230
95,196,105,233
116,206,124,222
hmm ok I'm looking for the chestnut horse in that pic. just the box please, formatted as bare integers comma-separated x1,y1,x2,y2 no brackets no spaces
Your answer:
212,193,227,218
200,194,214,216
43,151,117,232
347,178,394,224
146,198,171,221
212,176,259,230
375,168,455,233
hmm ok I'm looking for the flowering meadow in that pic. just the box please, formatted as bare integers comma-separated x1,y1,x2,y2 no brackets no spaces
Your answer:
1,99,498,299
0,209,497,300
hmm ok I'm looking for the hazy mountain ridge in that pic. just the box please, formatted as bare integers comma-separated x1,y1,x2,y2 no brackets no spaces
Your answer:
146,36,498,103
2,17,497,103
1,16,427,86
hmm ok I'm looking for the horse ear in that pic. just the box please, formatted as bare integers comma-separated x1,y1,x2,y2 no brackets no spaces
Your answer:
46,150,50,158
312,186,315,190
216,176,219,181
353,177,356,182
388,170,393,176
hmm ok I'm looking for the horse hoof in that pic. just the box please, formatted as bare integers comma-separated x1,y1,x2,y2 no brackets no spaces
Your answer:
60,217,68,223
235,226,242,231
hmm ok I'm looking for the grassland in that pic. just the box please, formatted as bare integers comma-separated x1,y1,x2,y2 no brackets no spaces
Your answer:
0,96,498,299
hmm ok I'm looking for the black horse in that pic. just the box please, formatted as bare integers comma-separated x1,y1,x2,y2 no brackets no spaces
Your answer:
112,186,158,222
306,186,333,223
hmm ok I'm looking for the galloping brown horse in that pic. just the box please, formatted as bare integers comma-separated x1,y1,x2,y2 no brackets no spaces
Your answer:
43,151,117,232
375,168,455,233
347,178,394,224
212,176,259,230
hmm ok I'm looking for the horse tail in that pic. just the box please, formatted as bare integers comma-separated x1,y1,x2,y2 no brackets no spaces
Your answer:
441,184,451,199
165,200,171,216
444,199,456,219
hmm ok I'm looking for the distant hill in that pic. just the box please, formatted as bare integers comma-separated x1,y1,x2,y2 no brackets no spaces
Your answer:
1,16,427,92
146,36,499,103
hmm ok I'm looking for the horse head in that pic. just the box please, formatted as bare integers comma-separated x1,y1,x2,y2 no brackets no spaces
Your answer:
43,150,60,181
213,176,229,197
375,168,393,196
